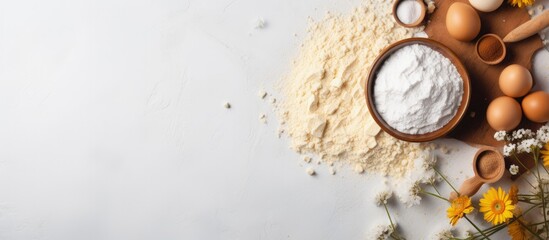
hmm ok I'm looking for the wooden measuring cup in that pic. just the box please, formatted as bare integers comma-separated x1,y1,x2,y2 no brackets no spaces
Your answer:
449,147,505,201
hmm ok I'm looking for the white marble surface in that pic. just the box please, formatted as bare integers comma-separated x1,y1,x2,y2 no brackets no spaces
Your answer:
0,0,548,239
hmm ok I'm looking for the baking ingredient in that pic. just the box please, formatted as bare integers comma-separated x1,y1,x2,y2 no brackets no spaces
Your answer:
477,35,504,63
476,151,501,179
223,102,231,109
306,168,316,176
486,96,522,131
446,2,481,42
499,64,532,97
254,18,266,29
522,91,549,123
258,90,267,99
374,44,463,134
425,0,436,13
277,0,427,177
469,0,503,12
396,0,423,24
259,113,267,123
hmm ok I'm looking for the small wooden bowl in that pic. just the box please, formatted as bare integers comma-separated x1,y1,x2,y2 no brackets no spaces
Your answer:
392,0,427,28
476,34,506,65
366,38,471,142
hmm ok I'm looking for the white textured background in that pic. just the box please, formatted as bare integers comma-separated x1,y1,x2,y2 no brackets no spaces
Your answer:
0,0,548,239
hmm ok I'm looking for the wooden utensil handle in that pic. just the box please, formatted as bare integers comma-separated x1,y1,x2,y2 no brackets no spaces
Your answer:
449,176,484,201
504,10,549,43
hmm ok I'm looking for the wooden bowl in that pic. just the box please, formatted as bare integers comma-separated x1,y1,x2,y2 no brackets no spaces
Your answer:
476,34,506,65
366,38,471,142
392,0,427,28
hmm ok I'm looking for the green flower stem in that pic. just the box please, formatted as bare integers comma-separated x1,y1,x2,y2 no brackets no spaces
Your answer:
383,203,396,235
434,167,459,194
431,182,442,196
513,153,533,181
532,150,549,235
421,190,449,202
464,216,491,240
482,224,507,239
475,223,504,237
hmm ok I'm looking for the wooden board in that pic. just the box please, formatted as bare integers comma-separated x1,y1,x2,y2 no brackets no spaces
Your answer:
424,0,544,175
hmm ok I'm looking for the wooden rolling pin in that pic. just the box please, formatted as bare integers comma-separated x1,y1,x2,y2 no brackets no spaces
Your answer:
504,10,549,43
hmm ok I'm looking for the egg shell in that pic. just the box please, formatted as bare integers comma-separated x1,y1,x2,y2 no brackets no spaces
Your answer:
446,2,481,42
499,64,533,98
486,96,522,131
522,91,549,123
469,0,503,12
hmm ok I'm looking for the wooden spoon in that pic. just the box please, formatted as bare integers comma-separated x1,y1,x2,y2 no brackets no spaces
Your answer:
504,10,549,43
449,147,505,201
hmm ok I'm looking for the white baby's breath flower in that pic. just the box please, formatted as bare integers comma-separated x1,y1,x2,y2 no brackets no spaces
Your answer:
537,125,549,143
375,190,393,206
512,129,533,141
503,143,516,157
367,224,394,240
494,131,507,141
509,164,519,175
517,138,542,153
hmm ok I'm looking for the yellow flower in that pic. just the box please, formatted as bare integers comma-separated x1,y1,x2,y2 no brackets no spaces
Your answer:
542,141,549,167
508,219,530,240
447,195,474,226
508,0,535,8
479,187,515,225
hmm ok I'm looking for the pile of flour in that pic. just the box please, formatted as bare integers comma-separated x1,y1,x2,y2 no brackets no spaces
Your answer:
277,0,429,177
374,44,463,134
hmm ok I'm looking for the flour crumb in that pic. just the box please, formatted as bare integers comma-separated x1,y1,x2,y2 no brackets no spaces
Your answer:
303,156,312,163
254,18,266,29
354,165,365,174
277,128,284,138
258,90,267,99
259,114,267,123
440,146,450,154
306,168,316,176
329,167,336,175
223,102,231,109
426,0,436,13
270,97,277,104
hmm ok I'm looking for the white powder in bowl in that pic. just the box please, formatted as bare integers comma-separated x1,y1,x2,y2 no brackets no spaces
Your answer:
397,0,422,24
373,44,463,134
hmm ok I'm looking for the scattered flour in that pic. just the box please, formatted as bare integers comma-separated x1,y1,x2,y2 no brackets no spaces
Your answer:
276,0,428,178
374,44,463,134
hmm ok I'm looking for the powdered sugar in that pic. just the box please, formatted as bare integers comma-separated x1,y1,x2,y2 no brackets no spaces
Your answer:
373,44,463,134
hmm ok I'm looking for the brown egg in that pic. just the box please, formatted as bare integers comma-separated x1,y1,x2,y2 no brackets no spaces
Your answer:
499,64,533,97
522,91,549,123
486,96,522,131
446,2,481,42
